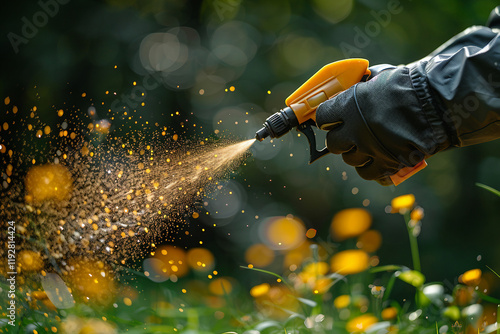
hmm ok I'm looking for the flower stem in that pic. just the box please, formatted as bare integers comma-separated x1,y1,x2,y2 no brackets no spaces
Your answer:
404,211,421,272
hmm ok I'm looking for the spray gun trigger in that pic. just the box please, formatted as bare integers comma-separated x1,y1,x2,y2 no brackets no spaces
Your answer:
296,120,330,164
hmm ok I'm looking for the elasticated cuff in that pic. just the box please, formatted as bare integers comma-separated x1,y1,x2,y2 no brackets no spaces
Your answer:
409,62,455,152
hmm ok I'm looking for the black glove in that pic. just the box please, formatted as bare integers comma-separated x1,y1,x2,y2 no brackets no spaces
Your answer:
316,6,500,185
316,67,450,185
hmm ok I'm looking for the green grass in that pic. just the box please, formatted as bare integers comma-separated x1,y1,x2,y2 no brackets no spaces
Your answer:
2,187,500,333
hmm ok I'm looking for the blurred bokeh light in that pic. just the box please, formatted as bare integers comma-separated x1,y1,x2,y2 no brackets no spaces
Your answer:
260,215,306,250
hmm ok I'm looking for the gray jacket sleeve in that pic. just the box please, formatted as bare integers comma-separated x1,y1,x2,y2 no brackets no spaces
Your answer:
409,6,500,148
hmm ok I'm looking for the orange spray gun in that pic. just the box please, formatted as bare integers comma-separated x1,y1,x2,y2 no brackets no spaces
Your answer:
255,58,427,186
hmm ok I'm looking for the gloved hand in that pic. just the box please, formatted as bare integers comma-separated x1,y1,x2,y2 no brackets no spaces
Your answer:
316,6,500,185
315,67,450,185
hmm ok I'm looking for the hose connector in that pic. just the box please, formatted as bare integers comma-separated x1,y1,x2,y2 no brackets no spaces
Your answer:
255,107,298,141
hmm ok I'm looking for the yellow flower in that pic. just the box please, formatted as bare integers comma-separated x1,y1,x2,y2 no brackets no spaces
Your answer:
302,262,329,276
460,269,482,286
391,194,415,213
346,314,378,333
381,307,398,320
330,250,370,275
330,208,372,241
250,283,270,298
357,230,382,253
334,295,351,309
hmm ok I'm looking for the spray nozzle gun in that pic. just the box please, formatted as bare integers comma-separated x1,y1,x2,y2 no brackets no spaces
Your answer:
255,58,427,186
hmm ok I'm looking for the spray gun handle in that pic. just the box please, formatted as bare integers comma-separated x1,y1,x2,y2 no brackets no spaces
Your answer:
296,120,330,164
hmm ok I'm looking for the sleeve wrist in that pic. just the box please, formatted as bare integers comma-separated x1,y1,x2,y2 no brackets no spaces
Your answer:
409,62,456,153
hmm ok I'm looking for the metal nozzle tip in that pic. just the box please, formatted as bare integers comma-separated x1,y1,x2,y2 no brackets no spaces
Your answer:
255,127,269,141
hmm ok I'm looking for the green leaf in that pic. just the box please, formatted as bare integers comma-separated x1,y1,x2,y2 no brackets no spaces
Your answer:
442,306,460,321
240,266,293,291
324,272,346,281
284,313,306,325
369,265,404,274
486,265,500,279
253,320,282,331
476,183,500,197
397,270,425,288
477,291,500,304
296,297,317,308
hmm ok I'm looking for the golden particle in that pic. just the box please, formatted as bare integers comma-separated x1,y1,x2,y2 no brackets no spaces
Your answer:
4,96,10,105
306,228,317,238
13,106,18,113
3,122,8,130
44,125,51,135
57,109,64,117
